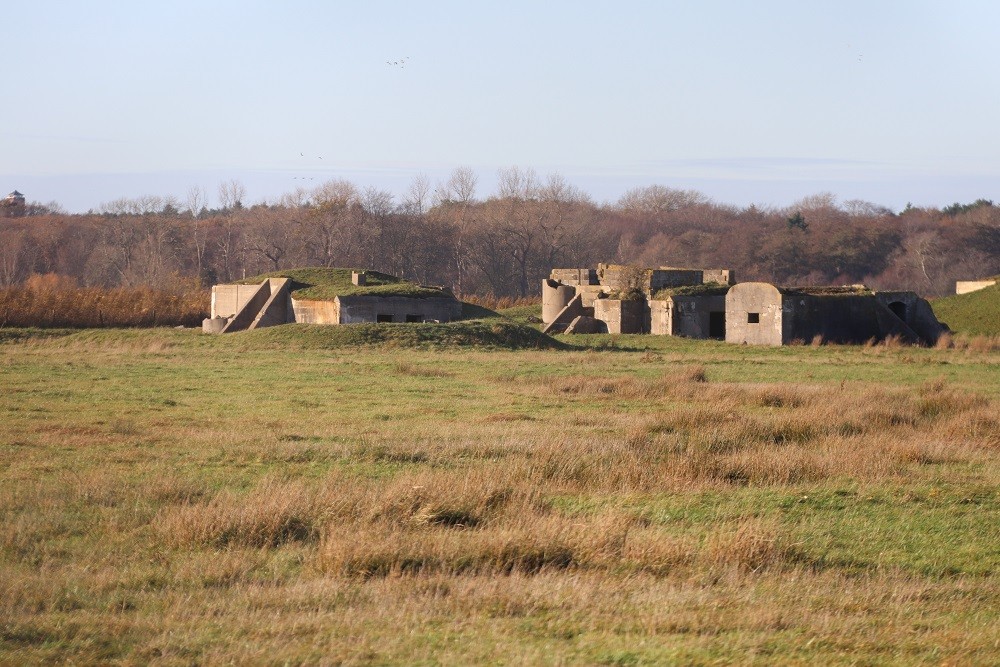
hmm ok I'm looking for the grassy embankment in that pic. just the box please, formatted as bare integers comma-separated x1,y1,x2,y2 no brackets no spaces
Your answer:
932,280,1000,337
1,321,999,664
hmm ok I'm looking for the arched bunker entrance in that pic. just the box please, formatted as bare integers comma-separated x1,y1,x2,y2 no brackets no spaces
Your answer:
888,301,907,321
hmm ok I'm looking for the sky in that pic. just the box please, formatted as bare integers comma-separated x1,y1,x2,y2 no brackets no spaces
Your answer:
3,0,1000,213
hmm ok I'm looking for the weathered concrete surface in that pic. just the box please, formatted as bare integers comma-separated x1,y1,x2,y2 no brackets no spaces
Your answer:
956,280,997,295
212,284,264,319
874,292,948,344
290,298,339,324
220,281,273,333
726,283,947,346
248,278,292,330
702,269,735,285
336,295,462,324
671,295,727,339
726,283,784,345
542,294,586,334
202,316,227,334
564,315,607,334
549,268,598,286
593,299,645,334
542,279,577,324
649,299,671,336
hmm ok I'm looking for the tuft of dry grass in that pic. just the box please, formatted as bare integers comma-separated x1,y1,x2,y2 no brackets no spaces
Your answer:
155,479,325,548
0,273,208,328
703,518,796,572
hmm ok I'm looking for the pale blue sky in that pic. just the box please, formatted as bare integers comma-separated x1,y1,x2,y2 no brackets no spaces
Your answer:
4,0,999,212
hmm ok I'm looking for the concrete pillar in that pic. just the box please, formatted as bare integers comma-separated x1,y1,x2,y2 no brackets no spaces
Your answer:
542,279,576,324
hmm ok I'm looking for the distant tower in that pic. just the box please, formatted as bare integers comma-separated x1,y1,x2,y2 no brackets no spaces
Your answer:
1,190,26,218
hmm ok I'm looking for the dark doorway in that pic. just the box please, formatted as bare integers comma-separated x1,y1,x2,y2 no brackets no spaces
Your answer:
888,301,907,321
405,314,423,323
376,314,393,323
709,311,726,340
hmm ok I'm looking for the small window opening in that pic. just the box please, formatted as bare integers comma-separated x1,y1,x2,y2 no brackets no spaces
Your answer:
405,314,423,323
747,312,760,324
376,314,393,323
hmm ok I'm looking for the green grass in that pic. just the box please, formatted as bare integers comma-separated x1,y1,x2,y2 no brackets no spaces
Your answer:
932,282,1000,335
237,320,565,350
1,328,998,664
241,267,450,300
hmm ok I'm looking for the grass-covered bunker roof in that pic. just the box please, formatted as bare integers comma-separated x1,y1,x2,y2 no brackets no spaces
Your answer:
240,268,453,301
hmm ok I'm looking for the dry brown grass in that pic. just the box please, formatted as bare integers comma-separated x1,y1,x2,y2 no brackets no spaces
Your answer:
0,273,208,328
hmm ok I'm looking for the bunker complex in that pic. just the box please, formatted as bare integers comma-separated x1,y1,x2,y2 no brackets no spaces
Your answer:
203,268,462,334
542,264,947,346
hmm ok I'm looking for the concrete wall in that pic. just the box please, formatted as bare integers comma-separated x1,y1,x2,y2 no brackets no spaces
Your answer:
593,299,645,334
726,283,784,345
702,269,735,285
549,268,598,286
956,280,997,295
672,295,727,339
291,298,340,324
335,295,461,324
874,292,947,344
212,284,264,319
648,269,704,292
649,299,671,335
595,265,704,293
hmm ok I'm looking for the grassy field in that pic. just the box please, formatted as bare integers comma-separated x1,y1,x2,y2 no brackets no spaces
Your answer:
1,322,999,664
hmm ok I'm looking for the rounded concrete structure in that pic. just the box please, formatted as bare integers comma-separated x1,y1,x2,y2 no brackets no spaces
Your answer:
542,279,576,324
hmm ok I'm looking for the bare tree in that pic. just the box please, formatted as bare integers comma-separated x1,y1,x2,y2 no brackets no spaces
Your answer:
403,173,431,215
218,180,246,211
435,166,478,206
496,166,539,200
186,186,206,217
617,185,708,216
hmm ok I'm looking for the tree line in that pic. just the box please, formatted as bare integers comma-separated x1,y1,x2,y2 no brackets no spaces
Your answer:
2,168,998,298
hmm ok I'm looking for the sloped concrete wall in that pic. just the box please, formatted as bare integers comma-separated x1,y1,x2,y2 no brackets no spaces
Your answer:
212,284,264,319
220,281,272,333
541,294,586,334
874,292,947,344
248,278,292,329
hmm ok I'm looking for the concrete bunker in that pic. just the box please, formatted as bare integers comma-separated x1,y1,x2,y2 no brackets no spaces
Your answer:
726,283,947,346
205,268,462,333
542,263,735,337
